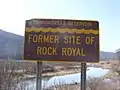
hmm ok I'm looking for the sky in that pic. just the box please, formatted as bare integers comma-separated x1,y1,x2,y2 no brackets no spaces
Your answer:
0,0,120,52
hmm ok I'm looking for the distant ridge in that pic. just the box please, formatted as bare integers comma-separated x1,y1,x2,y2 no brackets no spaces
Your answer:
100,51,116,60
0,29,23,60
0,29,117,60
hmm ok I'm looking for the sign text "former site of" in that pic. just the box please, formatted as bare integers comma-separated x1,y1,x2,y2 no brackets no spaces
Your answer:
23,19,99,62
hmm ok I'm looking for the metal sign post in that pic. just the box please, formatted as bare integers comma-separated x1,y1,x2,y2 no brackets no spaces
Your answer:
36,61,42,90
81,63,86,90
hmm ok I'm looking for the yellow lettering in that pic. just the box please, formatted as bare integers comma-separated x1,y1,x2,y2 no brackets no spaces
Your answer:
64,36,81,44
51,47,57,55
64,36,69,44
27,34,59,44
85,37,90,44
72,36,76,44
42,47,47,55
37,47,42,55
62,48,86,56
38,35,43,43
67,48,72,56
36,47,57,55
62,48,67,56
81,48,86,56
43,35,49,43
28,34,33,43
91,37,95,44
48,47,52,55
76,48,81,56
49,35,54,43
76,36,81,44
33,35,38,43
55,36,59,43
85,36,95,44
72,48,76,56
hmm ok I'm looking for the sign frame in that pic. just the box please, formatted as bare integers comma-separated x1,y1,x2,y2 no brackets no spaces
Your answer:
22,18,100,63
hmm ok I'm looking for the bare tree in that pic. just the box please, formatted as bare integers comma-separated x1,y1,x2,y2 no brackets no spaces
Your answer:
87,77,103,90
116,49,120,61
0,60,24,90
106,49,120,90
111,49,120,76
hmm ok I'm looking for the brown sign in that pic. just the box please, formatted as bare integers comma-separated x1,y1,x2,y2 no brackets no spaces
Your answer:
23,19,99,62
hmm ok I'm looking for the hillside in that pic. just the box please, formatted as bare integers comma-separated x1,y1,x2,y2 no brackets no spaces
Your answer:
0,29,23,60
0,29,117,60
100,51,116,60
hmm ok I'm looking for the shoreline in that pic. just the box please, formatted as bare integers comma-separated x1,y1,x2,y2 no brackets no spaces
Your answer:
42,69,81,77
23,68,81,81
24,67,112,81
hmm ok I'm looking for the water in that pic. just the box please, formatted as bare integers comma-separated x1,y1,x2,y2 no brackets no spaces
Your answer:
17,67,109,90
45,67,109,88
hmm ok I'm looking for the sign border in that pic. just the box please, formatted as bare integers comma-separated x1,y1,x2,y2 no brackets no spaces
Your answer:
22,18,100,63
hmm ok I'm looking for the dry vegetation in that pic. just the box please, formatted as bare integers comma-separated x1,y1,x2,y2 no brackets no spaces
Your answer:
44,77,119,90
44,60,120,90
0,59,120,90
0,60,24,90
0,60,81,90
